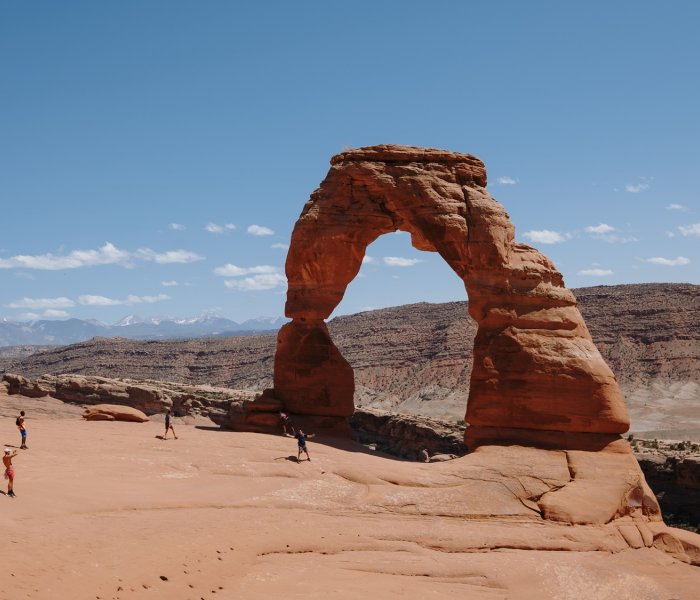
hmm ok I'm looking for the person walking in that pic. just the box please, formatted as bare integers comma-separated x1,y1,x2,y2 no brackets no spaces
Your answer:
3,448,17,497
164,409,178,440
16,411,27,449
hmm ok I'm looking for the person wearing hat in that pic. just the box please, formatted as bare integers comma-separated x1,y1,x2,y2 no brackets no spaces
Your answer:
3,448,17,497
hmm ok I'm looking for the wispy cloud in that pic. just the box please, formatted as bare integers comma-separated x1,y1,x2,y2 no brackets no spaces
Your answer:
0,242,131,270
383,256,423,267
135,249,204,264
495,176,518,185
522,230,569,244
6,297,75,309
224,273,286,291
645,256,690,266
170,223,186,231
578,268,613,276
0,243,203,270
584,223,637,244
271,243,289,250
585,223,615,235
625,182,649,193
247,225,274,236
679,223,700,237
161,280,179,287
214,262,286,291
666,203,687,211
205,223,236,234
43,309,70,318
362,255,376,264
213,264,278,277
78,294,171,306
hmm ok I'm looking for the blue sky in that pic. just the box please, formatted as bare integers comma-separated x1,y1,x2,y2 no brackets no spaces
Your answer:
1,1,698,324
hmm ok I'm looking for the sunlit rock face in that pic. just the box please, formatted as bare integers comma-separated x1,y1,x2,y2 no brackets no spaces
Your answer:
276,144,629,441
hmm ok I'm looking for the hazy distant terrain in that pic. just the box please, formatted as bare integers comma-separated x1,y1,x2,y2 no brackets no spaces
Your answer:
2,283,698,438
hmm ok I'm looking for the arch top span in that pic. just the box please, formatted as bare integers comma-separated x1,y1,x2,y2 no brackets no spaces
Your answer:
273,144,629,443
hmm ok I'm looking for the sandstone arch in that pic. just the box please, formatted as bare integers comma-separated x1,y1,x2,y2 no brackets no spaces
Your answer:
274,145,629,445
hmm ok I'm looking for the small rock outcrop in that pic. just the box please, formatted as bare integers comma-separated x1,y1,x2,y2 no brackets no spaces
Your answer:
83,404,149,422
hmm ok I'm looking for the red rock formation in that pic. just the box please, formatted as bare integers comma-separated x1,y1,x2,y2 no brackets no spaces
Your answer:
275,144,630,442
83,404,149,422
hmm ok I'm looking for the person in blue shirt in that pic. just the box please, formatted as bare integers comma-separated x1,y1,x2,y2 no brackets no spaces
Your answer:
295,429,314,463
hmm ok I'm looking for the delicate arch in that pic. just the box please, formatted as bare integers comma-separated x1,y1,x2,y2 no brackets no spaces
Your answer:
273,145,629,443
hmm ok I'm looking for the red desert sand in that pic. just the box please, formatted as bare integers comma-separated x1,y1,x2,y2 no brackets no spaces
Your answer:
1,392,699,600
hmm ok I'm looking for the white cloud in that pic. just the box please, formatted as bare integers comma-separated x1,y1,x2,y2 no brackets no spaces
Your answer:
0,242,131,270
161,280,179,287
666,203,686,211
271,243,289,250
578,268,613,276
6,296,75,309
135,249,204,264
170,223,185,230
625,183,649,193
679,223,700,237
214,264,278,277
0,243,203,270
585,223,615,235
224,273,286,291
646,256,690,266
495,176,518,185
205,223,235,233
247,225,275,236
43,309,70,318
383,256,423,267
522,230,568,244
362,255,376,264
78,294,171,306
18,312,39,321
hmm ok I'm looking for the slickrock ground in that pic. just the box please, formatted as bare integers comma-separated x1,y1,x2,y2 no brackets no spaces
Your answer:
2,390,699,599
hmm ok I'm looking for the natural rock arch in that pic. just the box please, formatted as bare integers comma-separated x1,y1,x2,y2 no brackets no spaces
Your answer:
273,145,629,446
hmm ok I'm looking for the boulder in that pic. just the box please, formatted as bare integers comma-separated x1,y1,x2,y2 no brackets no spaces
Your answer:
83,404,149,422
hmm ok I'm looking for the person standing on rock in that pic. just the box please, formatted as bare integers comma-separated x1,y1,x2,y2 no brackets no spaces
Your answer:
296,429,314,463
164,409,178,440
16,411,27,449
3,448,17,497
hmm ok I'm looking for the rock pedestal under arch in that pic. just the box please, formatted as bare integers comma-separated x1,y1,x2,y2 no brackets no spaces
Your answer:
272,145,629,447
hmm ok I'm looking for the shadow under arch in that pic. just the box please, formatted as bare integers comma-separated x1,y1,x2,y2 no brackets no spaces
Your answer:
273,145,629,448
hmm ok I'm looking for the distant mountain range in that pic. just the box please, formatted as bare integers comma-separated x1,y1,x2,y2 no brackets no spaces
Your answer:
0,313,288,346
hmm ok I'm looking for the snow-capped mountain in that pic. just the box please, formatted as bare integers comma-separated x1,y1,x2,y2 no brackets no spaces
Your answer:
0,314,288,347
